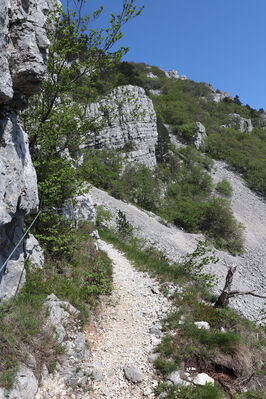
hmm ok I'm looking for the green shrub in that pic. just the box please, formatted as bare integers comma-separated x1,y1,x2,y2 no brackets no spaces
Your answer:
215,179,233,196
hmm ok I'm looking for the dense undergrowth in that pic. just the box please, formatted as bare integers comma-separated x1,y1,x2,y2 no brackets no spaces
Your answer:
0,222,112,390
100,222,266,399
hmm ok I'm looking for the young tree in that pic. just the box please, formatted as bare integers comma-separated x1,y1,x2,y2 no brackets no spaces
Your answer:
21,0,143,255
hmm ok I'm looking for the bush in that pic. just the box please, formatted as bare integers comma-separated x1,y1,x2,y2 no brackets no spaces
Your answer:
200,196,244,254
215,179,233,196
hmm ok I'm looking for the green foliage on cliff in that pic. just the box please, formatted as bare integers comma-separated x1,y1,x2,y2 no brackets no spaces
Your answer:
21,1,143,255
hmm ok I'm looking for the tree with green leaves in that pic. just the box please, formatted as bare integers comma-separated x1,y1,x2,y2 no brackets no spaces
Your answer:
21,0,143,255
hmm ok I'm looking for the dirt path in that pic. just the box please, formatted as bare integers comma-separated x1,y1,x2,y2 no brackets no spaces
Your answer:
85,240,169,399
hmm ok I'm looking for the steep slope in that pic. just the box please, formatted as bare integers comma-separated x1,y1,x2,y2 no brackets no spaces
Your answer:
91,173,265,323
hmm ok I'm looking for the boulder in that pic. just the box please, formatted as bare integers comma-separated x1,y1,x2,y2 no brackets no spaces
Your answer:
147,72,158,79
44,294,79,343
211,91,234,103
194,321,210,330
167,370,190,386
4,365,38,399
193,373,214,385
165,69,179,79
123,363,143,383
194,122,207,150
25,234,44,269
228,113,253,133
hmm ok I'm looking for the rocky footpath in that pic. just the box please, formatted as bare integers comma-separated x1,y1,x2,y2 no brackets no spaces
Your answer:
0,0,50,300
85,240,170,399
90,174,266,323
85,85,158,168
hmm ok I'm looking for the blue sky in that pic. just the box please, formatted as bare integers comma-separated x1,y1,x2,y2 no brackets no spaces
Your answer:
62,0,266,111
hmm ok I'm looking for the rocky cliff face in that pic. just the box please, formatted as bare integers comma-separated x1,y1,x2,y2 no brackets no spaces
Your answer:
86,85,158,168
0,0,49,300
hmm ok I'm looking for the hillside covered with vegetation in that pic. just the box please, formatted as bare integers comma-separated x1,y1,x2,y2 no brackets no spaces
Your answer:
1,1,265,397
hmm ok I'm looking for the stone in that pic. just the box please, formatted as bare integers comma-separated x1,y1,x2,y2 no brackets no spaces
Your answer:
147,72,158,79
6,365,38,399
194,321,210,330
149,89,161,96
211,91,234,103
85,85,158,168
194,122,207,150
44,294,79,343
167,370,189,386
123,363,143,383
25,234,44,269
193,373,214,385
148,353,160,363
165,69,179,79
149,326,162,337
63,193,97,226
227,113,253,133
144,388,152,396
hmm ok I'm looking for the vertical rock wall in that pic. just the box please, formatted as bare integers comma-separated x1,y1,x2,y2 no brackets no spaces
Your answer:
86,85,158,168
0,0,50,300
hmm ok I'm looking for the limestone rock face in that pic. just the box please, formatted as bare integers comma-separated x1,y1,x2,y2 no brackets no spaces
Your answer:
1,365,38,399
228,113,253,133
194,121,207,150
258,114,266,131
211,91,234,103
0,0,49,300
165,69,179,79
25,234,44,269
86,85,158,168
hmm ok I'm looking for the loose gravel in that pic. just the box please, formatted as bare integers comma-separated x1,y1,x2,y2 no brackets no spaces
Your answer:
85,240,170,398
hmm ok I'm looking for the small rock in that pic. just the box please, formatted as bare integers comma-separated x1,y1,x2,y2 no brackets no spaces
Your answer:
91,369,103,382
144,387,152,396
149,326,162,336
194,321,210,330
193,373,214,385
123,364,143,383
168,370,190,386
148,353,160,363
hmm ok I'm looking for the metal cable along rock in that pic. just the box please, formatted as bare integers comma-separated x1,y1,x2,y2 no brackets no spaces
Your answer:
0,207,64,305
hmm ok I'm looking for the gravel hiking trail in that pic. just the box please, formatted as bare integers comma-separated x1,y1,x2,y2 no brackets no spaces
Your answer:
85,240,170,399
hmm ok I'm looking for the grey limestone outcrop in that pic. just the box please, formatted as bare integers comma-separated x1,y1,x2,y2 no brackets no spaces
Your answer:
86,85,158,168
194,121,207,149
225,113,253,133
211,90,234,103
0,365,38,399
0,0,50,300
165,69,179,79
25,234,44,269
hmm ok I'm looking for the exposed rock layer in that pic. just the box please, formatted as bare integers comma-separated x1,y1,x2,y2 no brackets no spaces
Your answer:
0,0,49,300
86,85,158,168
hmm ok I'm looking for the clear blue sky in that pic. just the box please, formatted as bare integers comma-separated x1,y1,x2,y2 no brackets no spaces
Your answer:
62,0,266,111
